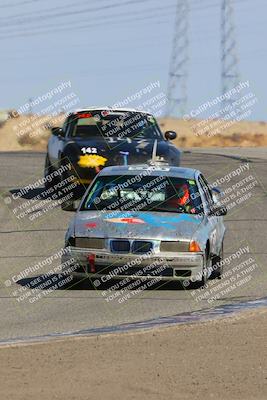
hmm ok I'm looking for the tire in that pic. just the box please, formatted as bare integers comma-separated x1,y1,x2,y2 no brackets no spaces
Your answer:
60,159,76,211
194,249,210,289
44,155,60,190
60,156,84,202
44,155,53,190
210,241,224,280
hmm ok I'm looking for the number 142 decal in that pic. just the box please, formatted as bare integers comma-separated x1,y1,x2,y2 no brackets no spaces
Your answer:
81,147,98,154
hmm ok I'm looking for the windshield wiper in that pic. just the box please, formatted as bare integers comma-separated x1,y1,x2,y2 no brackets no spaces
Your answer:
152,207,186,214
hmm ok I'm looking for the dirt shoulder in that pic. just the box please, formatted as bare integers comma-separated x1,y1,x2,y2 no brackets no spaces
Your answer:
0,309,267,400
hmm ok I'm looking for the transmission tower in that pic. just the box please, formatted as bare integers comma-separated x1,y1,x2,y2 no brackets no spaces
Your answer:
166,0,189,117
221,0,240,110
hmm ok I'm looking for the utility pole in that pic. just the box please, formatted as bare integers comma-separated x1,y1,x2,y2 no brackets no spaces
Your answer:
221,0,240,111
29,98,33,115
166,0,189,117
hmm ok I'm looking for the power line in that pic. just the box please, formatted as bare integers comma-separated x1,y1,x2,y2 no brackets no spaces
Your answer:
0,12,174,40
0,4,176,35
0,0,115,21
0,0,257,34
0,0,159,28
0,0,43,9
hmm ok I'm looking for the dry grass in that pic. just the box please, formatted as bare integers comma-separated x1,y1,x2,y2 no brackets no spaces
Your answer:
0,114,266,151
159,117,267,148
0,113,65,151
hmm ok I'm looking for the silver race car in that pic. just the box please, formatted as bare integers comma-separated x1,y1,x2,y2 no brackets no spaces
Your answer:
62,162,227,288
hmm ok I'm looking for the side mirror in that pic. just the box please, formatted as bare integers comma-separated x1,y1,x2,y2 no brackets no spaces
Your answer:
73,199,80,211
211,187,222,204
61,199,80,211
51,127,64,137
165,130,177,141
209,205,227,217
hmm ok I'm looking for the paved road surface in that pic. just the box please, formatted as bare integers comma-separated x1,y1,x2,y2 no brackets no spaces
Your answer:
0,148,266,341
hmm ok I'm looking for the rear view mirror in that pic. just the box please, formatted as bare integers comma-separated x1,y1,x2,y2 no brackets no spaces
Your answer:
73,200,80,211
211,187,222,204
165,131,177,141
61,199,80,211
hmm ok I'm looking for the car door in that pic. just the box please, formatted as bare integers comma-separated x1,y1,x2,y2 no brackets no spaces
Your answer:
198,174,220,257
48,119,68,168
203,173,225,254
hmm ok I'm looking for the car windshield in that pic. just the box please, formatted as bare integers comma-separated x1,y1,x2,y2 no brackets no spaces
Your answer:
69,111,163,140
81,174,203,214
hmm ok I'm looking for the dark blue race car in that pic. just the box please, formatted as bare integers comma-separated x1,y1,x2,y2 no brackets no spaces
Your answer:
44,108,181,208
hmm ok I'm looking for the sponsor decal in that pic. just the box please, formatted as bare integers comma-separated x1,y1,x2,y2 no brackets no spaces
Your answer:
85,222,97,228
138,214,200,230
104,213,200,229
78,154,107,169
104,217,145,224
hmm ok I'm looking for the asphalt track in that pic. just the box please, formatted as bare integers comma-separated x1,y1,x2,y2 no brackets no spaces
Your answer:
0,148,266,342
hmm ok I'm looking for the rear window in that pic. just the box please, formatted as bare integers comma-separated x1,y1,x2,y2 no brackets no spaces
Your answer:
68,111,163,141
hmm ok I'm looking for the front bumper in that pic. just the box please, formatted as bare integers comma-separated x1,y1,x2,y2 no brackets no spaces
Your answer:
61,247,204,282
67,165,96,186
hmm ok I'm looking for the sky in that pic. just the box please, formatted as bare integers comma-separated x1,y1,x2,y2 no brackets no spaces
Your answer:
0,0,266,121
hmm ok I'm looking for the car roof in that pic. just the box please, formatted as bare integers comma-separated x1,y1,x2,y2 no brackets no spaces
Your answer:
98,164,199,180
72,107,150,114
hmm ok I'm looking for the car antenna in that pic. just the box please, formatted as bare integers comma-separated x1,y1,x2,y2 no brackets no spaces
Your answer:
148,140,169,167
151,139,158,163
119,151,129,166
148,139,168,166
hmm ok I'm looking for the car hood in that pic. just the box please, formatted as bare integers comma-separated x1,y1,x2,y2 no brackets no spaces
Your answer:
74,211,203,241
63,138,172,165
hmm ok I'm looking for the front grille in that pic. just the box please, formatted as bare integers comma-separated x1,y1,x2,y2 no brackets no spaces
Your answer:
174,269,191,277
132,241,153,254
92,265,173,277
160,241,189,252
111,240,131,253
75,237,105,249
